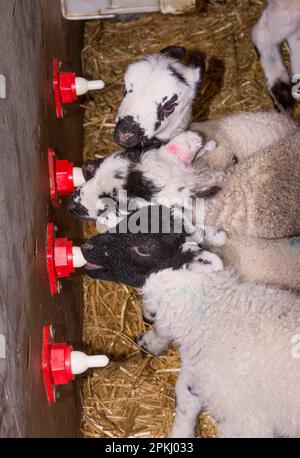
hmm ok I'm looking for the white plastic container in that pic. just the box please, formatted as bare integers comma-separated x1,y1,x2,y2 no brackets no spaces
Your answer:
61,0,195,19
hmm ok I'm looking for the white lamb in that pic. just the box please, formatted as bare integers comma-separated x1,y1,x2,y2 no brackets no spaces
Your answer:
142,265,300,438
81,209,300,438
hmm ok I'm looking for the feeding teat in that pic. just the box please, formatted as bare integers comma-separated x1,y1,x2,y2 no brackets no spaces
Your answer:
46,223,87,295
48,147,86,207
42,325,109,404
52,58,105,118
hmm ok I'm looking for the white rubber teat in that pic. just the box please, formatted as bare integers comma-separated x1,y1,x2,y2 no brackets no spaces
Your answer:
75,77,105,96
72,246,87,268
73,167,86,187
70,351,109,375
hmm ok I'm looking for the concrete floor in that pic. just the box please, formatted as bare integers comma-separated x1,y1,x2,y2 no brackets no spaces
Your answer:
0,0,84,437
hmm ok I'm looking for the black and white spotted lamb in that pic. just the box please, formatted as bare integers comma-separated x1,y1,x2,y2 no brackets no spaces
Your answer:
81,206,300,438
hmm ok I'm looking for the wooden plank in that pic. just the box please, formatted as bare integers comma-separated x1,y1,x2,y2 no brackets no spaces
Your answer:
0,0,84,437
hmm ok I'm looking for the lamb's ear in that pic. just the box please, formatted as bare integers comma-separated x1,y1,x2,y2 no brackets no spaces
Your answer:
187,51,205,87
160,46,187,61
188,251,224,273
82,158,104,181
188,51,205,73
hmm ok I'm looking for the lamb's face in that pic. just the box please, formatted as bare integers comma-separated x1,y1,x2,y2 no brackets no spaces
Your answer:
114,46,204,149
69,130,217,227
69,153,132,221
81,206,197,287
69,149,162,224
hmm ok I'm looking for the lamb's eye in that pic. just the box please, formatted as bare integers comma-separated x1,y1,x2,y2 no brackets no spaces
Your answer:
123,84,127,96
133,245,151,257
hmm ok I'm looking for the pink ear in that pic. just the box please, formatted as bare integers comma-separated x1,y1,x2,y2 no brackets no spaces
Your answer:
164,142,194,165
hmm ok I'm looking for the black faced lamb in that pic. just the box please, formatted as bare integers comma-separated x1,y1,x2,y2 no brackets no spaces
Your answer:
81,206,300,438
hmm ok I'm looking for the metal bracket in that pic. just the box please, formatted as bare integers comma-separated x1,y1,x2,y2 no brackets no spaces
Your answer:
0,75,6,99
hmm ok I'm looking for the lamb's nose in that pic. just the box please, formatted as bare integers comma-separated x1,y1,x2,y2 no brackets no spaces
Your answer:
114,116,142,148
118,130,135,144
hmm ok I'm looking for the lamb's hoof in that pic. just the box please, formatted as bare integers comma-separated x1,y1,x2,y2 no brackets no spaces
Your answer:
143,311,156,325
210,229,227,247
134,333,150,357
202,139,217,152
194,251,224,272
143,316,155,325
270,80,295,111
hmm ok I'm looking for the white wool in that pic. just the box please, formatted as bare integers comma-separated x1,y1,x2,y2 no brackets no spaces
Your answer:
140,263,300,438
191,110,298,170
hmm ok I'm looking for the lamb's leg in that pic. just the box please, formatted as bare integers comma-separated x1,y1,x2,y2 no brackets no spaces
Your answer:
171,373,204,438
252,6,295,109
142,308,157,325
187,250,224,272
136,328,171,356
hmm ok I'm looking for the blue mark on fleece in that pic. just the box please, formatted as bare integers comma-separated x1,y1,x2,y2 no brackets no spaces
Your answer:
268,54,277,65
289,238,300,247
180,286,207,316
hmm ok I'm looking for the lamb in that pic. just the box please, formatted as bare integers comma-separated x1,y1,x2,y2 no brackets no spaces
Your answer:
81,207,300,438
70,129,300,292
113,47,298,153
252,0,300,110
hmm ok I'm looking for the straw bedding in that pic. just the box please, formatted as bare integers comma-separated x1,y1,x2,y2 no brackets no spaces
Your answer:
80,0,296,438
